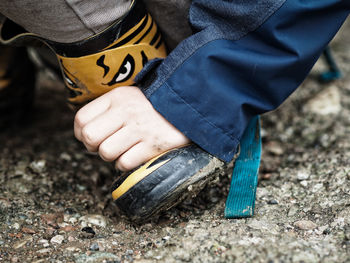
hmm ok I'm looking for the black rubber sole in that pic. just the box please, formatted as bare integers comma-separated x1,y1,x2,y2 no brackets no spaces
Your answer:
111,145,225,224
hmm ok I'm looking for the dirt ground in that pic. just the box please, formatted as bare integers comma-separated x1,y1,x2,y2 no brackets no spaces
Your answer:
0,20,349,263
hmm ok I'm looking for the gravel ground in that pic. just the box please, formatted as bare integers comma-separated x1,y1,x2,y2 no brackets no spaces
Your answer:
0,20,349,263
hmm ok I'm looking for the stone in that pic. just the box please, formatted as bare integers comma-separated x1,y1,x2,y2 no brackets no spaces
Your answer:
29,160,46,173
304,85,341,115
9,233,23,239
12,223,20,230
75,252,120,263
66,247,81,252
13,236,32,249
89,242,99,251
45,227,56,235
36,248,51,255
60,152,72,161
172,249,191,262
162,236,171,242
79,214,108,228
21,227,36,234
300,180,309,187
312,183,324,193
266,141,284,155
81,227,95,239
41,213,63,226
125,249,133,255
14,161,27,176
50,235,64,245
297,171,310,180
267,199,279,205
60,225,76,232
38,239,50,248
13,240,28,250
0,198,11,209
294,220,318,230
64,208,76,215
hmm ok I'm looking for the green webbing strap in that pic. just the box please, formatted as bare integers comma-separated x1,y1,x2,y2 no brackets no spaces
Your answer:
225,115,261,218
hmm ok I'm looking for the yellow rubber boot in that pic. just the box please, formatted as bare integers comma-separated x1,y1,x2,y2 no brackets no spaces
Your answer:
0,0,166,105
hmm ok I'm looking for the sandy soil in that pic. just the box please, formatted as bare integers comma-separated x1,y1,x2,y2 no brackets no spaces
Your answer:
0,19,349,263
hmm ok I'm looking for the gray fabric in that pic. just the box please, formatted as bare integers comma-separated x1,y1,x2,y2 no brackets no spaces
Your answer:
0,0,191,47
0,0,192,48
0,0,132,43
144,0,192,50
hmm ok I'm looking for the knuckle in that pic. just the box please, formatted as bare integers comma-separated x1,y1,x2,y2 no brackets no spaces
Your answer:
99,144,115,162
74,110,85,128
84,143,97,153
81,126,96,146
116,157,133,171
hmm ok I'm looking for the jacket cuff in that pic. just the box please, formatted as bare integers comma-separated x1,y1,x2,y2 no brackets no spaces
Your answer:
149,82,239,162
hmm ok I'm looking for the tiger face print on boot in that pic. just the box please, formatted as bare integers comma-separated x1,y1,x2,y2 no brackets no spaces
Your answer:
0,0,166,105
57,11,166,104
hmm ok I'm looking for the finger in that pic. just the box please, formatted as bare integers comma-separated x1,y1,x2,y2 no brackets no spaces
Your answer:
115,142,161,172
98,127,140,162
74,94,112,140
83,141,98,153
80,110,124,150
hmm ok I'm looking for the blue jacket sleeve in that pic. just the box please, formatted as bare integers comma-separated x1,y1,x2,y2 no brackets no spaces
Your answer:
142,0,349,162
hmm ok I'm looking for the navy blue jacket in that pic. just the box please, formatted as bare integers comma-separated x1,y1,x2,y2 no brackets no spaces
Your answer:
140,0,349,162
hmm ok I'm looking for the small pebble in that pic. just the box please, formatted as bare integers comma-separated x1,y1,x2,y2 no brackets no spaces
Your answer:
29,160,46,173
12,238,25,247
13,238,31,249
344,227,350,240
50,235,64,245
266,141,284,155
75,252,120,263
60,152,72,161
304,85,341,116
297,171,309,181
68,217,78,224
267,199,279,205
79,214,108,228
18,214,28,220
300,180,308,187
36,248,51,255
41,213,63,226
60,225,76,232
64,208,76,215
81,227,95,239
45,227,56,235
294,220,317,230
66,246,80,252
162,236,171,242
21,227,36,234
76,184,86,191
90,242,99,251
323,228,331,235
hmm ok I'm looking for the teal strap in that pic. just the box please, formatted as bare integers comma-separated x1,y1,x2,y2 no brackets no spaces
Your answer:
225,115,261,218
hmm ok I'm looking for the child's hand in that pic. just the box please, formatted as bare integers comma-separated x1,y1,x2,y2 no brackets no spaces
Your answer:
74,86,190,171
